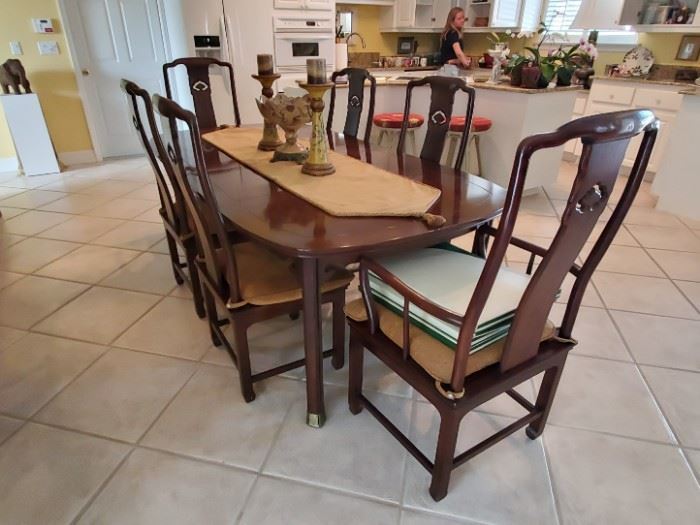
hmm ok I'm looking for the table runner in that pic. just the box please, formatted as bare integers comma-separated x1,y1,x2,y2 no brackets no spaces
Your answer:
202,127,445,228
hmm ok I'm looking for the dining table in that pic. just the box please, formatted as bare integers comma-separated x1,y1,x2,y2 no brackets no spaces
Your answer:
197,129,507,427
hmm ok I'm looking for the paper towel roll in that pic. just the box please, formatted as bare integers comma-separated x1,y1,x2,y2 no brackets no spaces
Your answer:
335,43,348,72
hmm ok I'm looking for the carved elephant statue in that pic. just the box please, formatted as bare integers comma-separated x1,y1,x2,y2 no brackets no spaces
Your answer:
0,59,32,95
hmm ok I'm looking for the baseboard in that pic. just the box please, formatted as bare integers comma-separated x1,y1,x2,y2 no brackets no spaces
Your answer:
57,149,98,166
0,157,19,172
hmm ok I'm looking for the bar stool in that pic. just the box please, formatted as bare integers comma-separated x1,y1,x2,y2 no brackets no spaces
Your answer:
445,116,492,175
373,113,424,154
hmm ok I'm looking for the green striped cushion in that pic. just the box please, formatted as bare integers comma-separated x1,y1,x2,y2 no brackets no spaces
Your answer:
368,248,532,352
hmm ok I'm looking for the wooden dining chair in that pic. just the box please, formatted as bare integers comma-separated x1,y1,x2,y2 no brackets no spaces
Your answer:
327,68,377,143
397,76,476,170
163,57,241,133
152,93,353,402
346,109,659,501
120,79,206,319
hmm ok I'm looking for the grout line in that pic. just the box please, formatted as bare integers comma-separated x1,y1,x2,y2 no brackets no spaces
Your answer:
539,432,563,525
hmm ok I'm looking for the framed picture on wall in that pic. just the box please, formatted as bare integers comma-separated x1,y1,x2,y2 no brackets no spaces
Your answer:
676,35,700,61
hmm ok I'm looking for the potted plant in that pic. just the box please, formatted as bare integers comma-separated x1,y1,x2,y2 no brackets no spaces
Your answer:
505,54,528,86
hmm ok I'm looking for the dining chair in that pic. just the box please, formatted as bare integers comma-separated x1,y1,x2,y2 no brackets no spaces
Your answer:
152,93,353,402
120,79,206,319
327,67,377,143
345,109,659,501
163,57,241,132
396,76,476,170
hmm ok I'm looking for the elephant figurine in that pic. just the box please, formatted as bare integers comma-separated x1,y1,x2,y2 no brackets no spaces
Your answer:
0,59,32,94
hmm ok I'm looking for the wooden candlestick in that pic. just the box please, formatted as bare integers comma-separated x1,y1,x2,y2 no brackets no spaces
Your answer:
252,73,283,151
298,81,335,177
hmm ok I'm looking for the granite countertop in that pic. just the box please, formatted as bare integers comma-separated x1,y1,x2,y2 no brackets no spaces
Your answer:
679,88,700,96
596,76,698,88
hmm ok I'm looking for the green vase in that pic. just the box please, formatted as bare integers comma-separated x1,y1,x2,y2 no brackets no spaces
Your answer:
557,68,574,87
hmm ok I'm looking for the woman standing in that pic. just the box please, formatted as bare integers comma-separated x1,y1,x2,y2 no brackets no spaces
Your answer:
440,7,471,68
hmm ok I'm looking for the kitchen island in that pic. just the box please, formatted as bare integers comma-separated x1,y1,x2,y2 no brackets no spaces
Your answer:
328,74,582,193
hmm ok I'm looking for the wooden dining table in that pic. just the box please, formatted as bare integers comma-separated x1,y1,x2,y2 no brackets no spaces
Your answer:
199,130,507,427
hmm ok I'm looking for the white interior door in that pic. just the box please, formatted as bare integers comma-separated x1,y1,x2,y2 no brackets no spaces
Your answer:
63,0,169,158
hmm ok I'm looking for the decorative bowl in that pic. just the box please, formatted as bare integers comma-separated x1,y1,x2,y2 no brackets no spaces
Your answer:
256,93,312,163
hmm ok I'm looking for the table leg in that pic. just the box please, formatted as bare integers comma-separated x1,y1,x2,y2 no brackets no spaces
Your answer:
301,257,326,428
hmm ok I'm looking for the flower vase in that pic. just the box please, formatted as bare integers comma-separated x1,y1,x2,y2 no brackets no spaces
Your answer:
521,66,541,89
556,68,574,87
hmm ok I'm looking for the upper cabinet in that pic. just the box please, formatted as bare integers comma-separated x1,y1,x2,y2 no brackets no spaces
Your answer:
273,0,334,9
618,0,699,31
381,0,543,32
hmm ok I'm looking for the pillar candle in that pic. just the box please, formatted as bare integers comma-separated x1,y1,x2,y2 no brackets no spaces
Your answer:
306,58,327,84
257,54,274,75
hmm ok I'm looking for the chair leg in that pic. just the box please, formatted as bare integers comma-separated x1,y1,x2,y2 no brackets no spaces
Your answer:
377,130,386,147
331,292,345,370
526,362,565,440
445,133,458,168
165,231,184,285
474,134,484,177
185,248,206,319
408,129,417,156
348,332,364,415
232,321,256,402
204,286,222,347
429,412,461,502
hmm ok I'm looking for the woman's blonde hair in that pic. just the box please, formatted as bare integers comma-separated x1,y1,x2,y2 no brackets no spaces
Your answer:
441,7,464,40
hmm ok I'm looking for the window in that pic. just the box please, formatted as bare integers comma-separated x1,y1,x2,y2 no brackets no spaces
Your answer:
543,0,582,32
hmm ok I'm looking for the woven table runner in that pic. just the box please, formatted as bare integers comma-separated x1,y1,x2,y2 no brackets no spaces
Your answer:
202,127,445,227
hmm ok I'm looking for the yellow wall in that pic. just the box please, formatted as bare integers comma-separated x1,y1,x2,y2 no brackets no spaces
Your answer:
0,0,93,160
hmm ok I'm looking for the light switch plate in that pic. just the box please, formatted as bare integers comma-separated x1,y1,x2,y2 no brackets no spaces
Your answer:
37,40,59,55
9,41,23,55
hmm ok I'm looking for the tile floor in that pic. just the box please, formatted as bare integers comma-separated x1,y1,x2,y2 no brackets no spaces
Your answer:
0,158,699,524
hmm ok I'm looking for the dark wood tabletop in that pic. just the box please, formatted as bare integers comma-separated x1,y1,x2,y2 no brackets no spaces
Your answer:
200,129,507,427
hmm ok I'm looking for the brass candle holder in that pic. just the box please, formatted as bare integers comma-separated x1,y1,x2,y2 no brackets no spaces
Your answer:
298,81,335,177
252,73,283,151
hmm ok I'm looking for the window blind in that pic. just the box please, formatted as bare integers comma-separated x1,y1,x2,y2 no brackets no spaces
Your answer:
544,0,583,31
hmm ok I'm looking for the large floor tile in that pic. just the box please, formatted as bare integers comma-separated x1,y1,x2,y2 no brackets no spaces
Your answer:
0,237,81,273
92,220,164,251
241,476,399,525
83,180,148,198
520,192,556,216
264,385,411,503
86,198,157,220
36,348,195,442
39,177,102,194
37,215,124,243
38,193,112,214
0,275,88,329
115,297,211,360
403,407,557,524
0,416,22,445
545,426,700,525
648,249,700,282
589,222,639,246
401,509,481,525
34,286,161,344
0,423,129,525
0,206,27,220
685,449,700,479
676,280,700,310
36,245,139,284
132,206,162,223
100,252,178,295
627,224,700,252
549,355,672,442
612,310,700,371
78,448,255,525
509,262,604,308
0,231,27,248
513,214,562,237
593,272,699,319
579,243,664,277
0,326,25,351
0,189,66,209
2,210,71,236
142,365,302,469
0,333,106,418
642,366,700,448
623,207,685,228
0,270,23,291
549,303,631,361
122,183,160,201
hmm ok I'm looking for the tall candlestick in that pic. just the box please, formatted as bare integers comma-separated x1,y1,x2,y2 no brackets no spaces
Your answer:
306,58,327,84
257,54,274,76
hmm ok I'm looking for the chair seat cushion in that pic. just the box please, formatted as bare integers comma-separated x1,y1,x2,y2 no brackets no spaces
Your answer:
345,298,555,384
449,116,492,133
221,242,353,308
373,113,425,129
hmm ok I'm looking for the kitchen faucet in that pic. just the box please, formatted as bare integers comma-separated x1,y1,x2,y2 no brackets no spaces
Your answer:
345,32,366,49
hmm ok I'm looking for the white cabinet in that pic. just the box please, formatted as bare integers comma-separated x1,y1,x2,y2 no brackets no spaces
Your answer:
395,0,417,27
564,92,590,156
415,0,453,28
491,0,522,28
618,0,700,32
274,0,333,9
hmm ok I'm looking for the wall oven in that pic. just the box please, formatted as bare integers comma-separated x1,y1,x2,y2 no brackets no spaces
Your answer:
273,14,335,73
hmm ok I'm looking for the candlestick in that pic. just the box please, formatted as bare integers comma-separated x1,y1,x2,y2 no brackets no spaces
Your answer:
298,81,335,176
306,58,327,85
252,73,283,151
257,54,274,76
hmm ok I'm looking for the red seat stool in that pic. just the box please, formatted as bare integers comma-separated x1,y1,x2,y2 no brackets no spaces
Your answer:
446,116,493,176
372,112,425,154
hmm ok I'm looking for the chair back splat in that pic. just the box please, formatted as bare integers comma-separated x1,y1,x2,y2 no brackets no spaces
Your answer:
152,94,242,306
398,76,475,169
163,57,241,132
327,68,377,143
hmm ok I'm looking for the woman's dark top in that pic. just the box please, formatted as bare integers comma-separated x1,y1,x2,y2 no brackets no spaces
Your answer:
440,29,461,64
